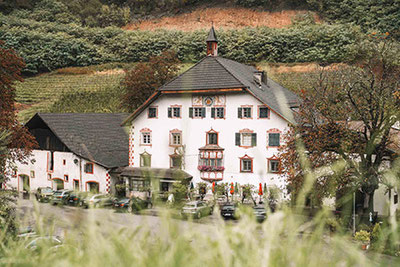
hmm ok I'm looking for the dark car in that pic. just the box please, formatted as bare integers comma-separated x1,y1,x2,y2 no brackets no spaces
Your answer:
50,190,73,205
220,202,238,220
35,187,54,202
114,197,149,213
253,205,267,222
66,192,89,206
181,201,213,219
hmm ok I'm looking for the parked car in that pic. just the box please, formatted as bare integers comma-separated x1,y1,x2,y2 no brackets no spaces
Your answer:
220,202,239,220
66,191,89,206
181,201,213,219
34,187,54,202
113,197,149,213
50,190,73,205
253,205,267,222
81,194,115,208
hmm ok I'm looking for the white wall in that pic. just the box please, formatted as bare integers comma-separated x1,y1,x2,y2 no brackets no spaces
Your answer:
7,150,110,193
130,92,290,198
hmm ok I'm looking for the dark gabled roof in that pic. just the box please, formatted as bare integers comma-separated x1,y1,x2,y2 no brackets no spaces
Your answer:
160,57,244,91
206,26,218,42
160,56,299,123
26,113,129,168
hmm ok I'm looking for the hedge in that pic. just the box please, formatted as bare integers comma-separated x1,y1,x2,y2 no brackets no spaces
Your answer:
0,14,363,74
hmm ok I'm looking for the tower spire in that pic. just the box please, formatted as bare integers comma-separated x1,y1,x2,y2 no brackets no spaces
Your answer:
206,26,218,57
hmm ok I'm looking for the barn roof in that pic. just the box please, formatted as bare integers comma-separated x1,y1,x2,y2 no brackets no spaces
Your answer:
26,113,129,168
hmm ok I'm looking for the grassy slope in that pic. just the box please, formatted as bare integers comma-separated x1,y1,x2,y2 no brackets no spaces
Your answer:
15,63,194,122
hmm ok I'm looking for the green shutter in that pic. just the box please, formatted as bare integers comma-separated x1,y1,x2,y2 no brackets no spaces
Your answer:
238,108,242,118
211,108,215,118
201,107,206,118
189,107,193,118
177,108,180,118
168,108,172,118
235,133,240,146
251,133,257,146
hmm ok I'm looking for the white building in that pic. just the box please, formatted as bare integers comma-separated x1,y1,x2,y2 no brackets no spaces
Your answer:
119,27,299,198
7,113,129,194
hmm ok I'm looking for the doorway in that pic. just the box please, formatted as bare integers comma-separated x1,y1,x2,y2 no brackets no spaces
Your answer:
86,182,99,193
52,178,64,190
19,174,30,199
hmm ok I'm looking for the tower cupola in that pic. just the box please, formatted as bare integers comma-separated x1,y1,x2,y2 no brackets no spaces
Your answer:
206,26,218,57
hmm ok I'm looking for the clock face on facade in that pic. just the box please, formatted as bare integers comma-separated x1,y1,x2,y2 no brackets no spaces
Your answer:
203,96,214,106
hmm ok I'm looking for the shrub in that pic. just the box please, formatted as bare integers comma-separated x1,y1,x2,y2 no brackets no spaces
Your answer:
354,230,370,244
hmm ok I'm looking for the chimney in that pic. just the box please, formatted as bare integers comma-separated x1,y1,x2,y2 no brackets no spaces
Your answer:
253,71,268,87
206,26,218,57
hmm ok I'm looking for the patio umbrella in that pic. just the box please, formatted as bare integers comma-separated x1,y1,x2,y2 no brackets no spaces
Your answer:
230,182,234,195
212,181,215,193
258,183,263,196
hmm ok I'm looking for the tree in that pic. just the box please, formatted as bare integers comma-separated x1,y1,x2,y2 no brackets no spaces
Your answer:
0,41,36,233
121,50,180,111
280,35,400,218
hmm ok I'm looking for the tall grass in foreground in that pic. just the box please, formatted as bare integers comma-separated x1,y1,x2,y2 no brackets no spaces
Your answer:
0,203,395,267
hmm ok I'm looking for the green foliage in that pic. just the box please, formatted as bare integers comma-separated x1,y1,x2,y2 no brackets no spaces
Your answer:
0,13,364,74
354,230,370,244
307,0,400,40
234,0,307,9
370,223,384,251
171,183,188,203
49,85,126,113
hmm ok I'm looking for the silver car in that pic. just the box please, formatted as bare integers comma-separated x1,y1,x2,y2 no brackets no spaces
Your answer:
181,201,213,219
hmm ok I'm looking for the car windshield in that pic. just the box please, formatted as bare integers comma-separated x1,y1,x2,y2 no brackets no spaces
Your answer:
185,204,196,208
223,205,234,209
41,188,52,193
53,191,63,196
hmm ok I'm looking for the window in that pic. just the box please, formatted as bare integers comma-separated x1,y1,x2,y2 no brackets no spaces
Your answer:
30,170,35,178
170,154,182,169
208,132,218,145
189,107,206,118
211,107,225,119
84,163,94,174
241,133,252,147
63,159,66,165
148,107,157,118
64,175,69,182
48,151,54,172
168,107,181,118
238,107,252,118
130,180,150,192
240,155,253,173
259,106,269,118
268,133,280,147
395,194,399,204
140,152,151,167
73,180,80,191
142,132,151,145
171,133,181,145
269,159,280,173
235,132,257,147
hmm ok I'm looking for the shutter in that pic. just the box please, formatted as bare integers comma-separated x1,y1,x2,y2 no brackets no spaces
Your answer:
177,108,180,118
238,108,242,118
251,133,257,146
168,108,172,118
189,107,193,118
235,133,241,146
201,107,206,118
276,133,280,146
211,108,215,118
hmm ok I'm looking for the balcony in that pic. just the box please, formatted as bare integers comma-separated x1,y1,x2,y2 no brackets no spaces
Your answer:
198,146,224,181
